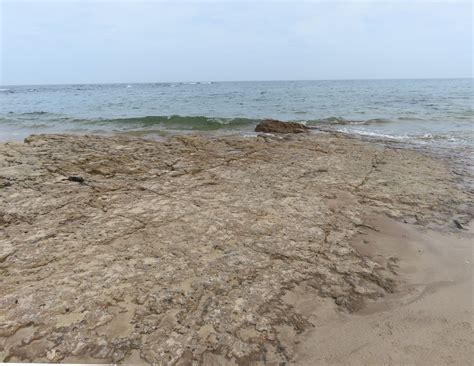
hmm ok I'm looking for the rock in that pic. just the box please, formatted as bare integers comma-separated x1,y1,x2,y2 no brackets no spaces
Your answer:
255,119,309,134
67,176,85,184
453,219,464,230
403,216,418,225
0,133,470,364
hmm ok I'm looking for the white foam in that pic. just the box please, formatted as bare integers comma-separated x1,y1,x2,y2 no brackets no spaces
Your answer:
337,127,409,140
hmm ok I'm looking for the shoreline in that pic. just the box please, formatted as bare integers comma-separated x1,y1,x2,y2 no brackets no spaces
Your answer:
0,132,472,364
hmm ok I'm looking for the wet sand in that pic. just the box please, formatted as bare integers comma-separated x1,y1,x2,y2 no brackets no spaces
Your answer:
293,217,473,365
0,132,472,364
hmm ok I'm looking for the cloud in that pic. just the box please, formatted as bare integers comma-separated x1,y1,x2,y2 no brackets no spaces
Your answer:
1,0,471,84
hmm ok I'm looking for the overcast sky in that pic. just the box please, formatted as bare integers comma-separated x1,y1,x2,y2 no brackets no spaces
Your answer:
1,0,472,85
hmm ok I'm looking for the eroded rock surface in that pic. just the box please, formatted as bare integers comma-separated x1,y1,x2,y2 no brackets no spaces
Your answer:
0,133,471,364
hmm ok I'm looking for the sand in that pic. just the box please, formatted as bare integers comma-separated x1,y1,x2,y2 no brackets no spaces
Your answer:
292,217,473,365
0,132,472,364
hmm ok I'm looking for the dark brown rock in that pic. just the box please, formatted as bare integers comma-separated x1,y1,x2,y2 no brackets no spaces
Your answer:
255,119,309,134
67,176,85,184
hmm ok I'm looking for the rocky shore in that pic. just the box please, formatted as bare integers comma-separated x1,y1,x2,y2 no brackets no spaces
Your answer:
0,132,472,364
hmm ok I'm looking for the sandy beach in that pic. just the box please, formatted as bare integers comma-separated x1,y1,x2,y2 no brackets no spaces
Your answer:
0,132,472,365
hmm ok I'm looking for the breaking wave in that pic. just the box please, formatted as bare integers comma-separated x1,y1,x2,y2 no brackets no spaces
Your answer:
0,113,261,131
334,127,409,140
0,113,436,131
92,115,261,131
2,112,442,129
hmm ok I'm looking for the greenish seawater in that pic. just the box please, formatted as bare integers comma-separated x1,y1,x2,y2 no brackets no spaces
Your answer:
1,79,472,147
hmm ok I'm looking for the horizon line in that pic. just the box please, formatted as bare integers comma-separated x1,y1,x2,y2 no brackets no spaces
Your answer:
1,77,472,87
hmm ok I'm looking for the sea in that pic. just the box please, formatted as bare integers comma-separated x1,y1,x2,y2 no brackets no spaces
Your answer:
0,79,472,150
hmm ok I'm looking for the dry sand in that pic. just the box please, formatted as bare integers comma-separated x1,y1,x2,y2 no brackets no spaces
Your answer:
0,132,472,365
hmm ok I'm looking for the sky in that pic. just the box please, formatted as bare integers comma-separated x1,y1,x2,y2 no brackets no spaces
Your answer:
1,0,472,85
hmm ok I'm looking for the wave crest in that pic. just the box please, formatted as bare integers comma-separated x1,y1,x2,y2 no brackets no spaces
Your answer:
99,115,261,131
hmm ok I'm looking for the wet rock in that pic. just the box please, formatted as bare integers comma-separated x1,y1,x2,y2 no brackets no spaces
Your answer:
255,119,309,134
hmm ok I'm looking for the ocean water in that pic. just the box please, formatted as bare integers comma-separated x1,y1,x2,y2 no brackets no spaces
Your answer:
0,79,472,147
